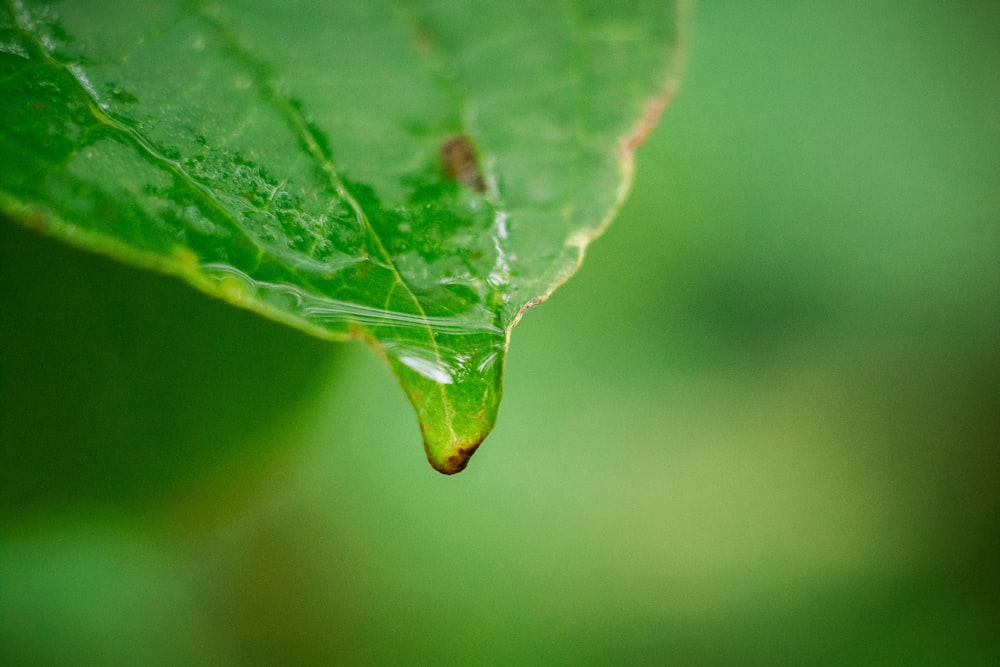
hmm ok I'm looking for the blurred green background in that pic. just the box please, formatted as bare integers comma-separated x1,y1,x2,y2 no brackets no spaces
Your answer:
2,1,998,664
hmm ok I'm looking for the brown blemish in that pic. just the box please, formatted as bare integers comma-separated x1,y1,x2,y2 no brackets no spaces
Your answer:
413,22,436,55
620,93,671,155
431,441,483,475
22,211,49,233
509,296,543,328
346,321,365,340
440,135,486,193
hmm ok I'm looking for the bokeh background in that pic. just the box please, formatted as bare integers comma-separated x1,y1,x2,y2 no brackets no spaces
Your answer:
2,1,998,664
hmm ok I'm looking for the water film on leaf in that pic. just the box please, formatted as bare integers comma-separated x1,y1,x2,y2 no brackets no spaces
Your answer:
0,0,685,473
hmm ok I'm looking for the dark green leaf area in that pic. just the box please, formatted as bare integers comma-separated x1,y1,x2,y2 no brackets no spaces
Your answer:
347,175,499,317
0,70,76,166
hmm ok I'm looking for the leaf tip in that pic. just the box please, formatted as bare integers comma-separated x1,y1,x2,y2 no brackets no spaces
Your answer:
427,438,484,475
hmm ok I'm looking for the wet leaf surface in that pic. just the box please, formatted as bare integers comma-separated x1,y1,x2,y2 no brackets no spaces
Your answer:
0,0,683,472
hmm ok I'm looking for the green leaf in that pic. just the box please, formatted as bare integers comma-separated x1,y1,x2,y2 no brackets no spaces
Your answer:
0,0,684,473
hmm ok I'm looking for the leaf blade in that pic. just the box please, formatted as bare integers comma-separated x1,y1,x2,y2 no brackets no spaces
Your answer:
0,0,684,472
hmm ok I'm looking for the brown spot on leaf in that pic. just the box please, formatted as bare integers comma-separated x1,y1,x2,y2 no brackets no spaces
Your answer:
509,296,543,328
431,441,482,475
413,22,436,55
440,135,485,193
621,93,671,154
22,211,49,233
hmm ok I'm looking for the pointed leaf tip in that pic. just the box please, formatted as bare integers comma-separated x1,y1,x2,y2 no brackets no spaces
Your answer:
428,440,484,476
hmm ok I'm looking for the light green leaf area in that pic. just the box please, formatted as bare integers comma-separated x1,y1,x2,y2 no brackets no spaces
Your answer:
0,0,683,473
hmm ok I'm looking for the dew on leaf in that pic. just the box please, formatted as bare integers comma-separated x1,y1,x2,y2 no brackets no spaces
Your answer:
0,0,684,473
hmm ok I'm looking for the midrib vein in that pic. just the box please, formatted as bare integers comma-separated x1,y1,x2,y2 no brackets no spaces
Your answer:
197,6,459,443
